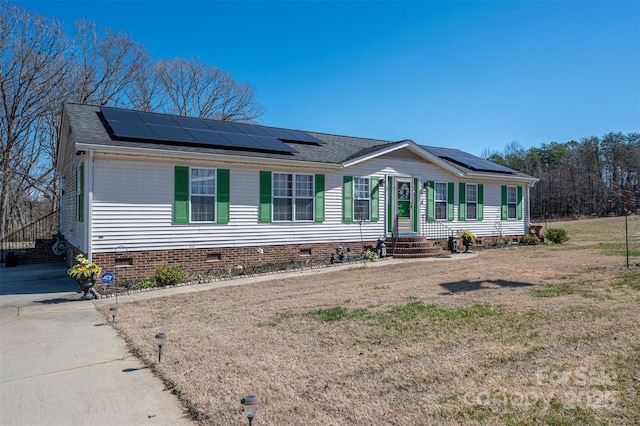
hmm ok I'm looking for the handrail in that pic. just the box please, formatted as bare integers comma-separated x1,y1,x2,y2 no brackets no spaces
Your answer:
391,215,399,257
424,219,457,240
1,210,60,260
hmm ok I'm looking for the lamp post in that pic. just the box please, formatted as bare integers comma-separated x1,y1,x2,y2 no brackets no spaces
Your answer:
155,332,166,363
240,395,259,425
109,306,118,323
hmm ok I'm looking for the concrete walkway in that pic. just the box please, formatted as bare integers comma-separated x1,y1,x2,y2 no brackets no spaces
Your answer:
0,253,476,425
0,263,192,426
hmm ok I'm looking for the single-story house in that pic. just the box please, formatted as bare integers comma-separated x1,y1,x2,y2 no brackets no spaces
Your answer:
56,103,539,282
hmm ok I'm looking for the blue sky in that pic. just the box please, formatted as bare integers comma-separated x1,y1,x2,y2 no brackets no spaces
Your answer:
14,0,640,156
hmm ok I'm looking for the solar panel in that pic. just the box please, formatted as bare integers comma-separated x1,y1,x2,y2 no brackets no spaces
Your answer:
101,107,143,123
426,146,515,173
108,120,158,140
148,124,197,143
283,129,324,144
172,116,212,130
138,112,179,127
184,128,236,147
231,122,271,137
251,135,298,153
205,120,242,134
260,126,297,140
100,106,303,154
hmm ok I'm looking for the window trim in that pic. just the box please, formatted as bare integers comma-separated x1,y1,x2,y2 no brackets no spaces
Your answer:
466,183,478,221
190,167,217,223
353,177,371,221
507,185,518,220
434,182,448,221
272,172,315,222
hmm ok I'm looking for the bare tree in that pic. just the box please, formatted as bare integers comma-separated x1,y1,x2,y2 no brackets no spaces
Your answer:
0,3,71,237
154,56,265,122
70,19,149,106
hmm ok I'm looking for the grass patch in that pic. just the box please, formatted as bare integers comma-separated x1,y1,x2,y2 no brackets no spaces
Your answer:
531,283,575,298
610,272,640,290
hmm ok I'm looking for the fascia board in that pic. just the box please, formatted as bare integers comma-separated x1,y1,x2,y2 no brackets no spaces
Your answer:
74,142,342,171
55,109,69,174
342,141,465,177
463,171,540,185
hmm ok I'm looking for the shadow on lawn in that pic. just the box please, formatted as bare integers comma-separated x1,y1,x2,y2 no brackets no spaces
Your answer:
440,279,533,293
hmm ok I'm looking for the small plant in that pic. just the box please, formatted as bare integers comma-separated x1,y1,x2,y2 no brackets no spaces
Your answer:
67,254,102,280
155,264,184,286
459,230,476,239
546,228,569,244
519,234,540,245
363,250,378,262
140,277,155,289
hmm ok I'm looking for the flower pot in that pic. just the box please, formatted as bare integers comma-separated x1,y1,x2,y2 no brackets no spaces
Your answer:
462,237,473,253
77,274,98,299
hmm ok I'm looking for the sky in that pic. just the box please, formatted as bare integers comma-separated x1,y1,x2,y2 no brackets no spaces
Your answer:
13,0,640,157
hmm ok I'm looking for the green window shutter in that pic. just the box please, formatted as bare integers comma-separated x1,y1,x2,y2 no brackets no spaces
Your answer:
413,178,419,232
426,181,435,221
314,174,325,222
174,166,189,223
343,176,353,222
78,162,84,222
370,177,380,222
477,184,484,221
501,185,508,220
447,182,455,221
259,171,272,223
458,183,466,221
517,186,523,220
216,169,230,223
387,176,393,232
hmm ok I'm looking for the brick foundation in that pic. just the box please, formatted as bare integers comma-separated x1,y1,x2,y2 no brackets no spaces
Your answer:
88,240,379,283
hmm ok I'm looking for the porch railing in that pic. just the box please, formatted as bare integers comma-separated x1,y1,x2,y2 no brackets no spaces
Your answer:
424,219,457,241
1,210,60,261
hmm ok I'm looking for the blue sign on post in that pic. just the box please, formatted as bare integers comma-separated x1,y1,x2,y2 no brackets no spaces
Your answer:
101,272,115,285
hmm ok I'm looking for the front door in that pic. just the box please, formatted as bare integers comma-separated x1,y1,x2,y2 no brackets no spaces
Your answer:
396,179,413,234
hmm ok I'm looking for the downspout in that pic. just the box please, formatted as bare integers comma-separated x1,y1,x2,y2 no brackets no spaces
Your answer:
86,148,94,263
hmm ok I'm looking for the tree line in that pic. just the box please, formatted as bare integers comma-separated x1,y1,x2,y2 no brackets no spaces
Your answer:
1,3,264,238
484,133,640,219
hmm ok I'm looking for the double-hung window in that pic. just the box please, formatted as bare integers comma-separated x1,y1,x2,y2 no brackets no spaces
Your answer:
354,177,370,221
190,168,216,222
435,182,447,220
466,183,478,220
273,173,314,221
174,166,229,224
507,186,518,219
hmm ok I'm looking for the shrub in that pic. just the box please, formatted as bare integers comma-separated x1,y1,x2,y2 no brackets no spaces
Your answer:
546,228,569,244
155,265,185,286
140,277,155,289
363,250,379,261
519,234,540,245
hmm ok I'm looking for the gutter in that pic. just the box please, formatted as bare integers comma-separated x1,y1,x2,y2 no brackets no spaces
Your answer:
75,143,343,171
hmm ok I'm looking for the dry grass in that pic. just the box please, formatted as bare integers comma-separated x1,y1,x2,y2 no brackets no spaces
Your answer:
101,215,640,425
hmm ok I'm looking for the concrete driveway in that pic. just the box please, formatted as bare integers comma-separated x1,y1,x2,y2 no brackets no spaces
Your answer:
0,263,192,426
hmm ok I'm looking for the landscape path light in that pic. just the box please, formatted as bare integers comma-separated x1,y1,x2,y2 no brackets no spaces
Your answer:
240,395,259,425
155,332,166,363
109,305,118,323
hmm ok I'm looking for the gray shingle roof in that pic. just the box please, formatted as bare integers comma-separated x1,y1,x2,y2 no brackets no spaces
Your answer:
64,103,395,165
63,103,537,182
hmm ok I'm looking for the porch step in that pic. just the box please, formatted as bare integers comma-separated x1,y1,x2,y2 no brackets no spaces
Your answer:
391,237,451,258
